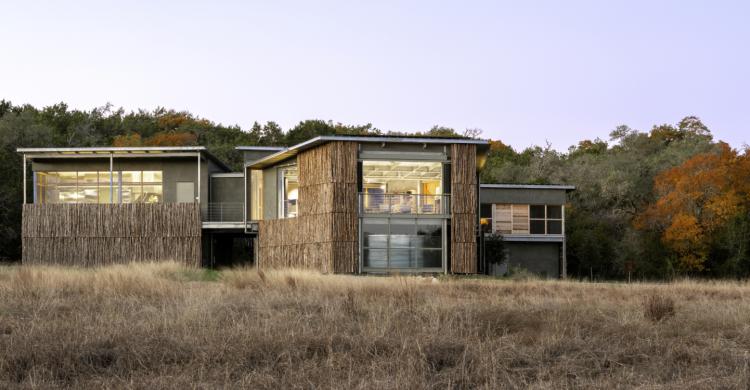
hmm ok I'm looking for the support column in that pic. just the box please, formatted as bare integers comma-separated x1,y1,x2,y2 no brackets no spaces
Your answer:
561,204,567,279
109,153,114,203
22,154,26,204
196,153,201,202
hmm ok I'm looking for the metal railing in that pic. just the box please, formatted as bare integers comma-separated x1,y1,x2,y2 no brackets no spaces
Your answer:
358,193,450,215
204,202,244,222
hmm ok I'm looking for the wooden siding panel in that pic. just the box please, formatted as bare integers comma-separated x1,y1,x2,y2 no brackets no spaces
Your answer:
22,203,201,267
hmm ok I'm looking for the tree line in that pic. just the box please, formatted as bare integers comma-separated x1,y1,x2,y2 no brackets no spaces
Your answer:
1,101,748,279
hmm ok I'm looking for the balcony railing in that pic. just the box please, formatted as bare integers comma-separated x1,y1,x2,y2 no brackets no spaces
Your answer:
359,193,450,215
204,202,244,222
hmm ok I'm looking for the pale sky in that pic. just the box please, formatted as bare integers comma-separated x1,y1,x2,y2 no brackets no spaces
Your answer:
1,0,748,150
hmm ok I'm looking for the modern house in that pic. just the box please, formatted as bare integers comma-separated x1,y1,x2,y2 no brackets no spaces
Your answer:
18,136,572,277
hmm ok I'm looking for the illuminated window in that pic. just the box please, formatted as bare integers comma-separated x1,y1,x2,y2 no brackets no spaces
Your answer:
279,165,298,218
35,170,161,204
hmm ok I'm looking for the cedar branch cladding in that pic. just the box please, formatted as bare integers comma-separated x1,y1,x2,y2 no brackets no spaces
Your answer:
258,141,358,273
22,203,201,266
451,144,478,274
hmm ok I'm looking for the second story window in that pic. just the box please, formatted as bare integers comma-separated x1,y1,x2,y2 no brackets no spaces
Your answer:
361,161,444,214
279,165,298,218
35,170,162,204
491,204,563,235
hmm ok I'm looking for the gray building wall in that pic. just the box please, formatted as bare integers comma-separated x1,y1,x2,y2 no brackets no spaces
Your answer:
241,148,283,164
210,176,243,203
262,164,280,220
480,187,568,205
490,242,560,278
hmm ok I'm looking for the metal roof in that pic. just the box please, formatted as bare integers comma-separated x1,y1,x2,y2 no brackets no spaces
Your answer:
480,184,576,191
234,146,285,151
245,135,490,169
17,146,232,172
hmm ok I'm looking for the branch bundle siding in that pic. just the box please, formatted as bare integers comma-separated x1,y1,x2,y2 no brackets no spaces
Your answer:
22,203,201,267
451,144,478,274
258,141,359,273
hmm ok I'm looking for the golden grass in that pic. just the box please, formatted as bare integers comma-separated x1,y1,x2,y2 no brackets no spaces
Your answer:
1,263,750,388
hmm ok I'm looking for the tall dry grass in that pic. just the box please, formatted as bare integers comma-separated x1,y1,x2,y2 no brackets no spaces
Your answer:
1,263,750,388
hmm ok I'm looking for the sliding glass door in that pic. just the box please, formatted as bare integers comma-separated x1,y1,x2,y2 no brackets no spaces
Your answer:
361,217,445,272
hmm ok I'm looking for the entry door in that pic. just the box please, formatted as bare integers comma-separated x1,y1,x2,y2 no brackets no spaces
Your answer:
176,182,195,203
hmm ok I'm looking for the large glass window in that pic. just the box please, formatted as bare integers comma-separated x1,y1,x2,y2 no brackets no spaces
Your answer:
361,161,444,214
35,170,161,204
279,165,298,218
362,218,444,270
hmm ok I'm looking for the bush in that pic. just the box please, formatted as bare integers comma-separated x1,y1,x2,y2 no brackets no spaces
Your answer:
644,294,676,322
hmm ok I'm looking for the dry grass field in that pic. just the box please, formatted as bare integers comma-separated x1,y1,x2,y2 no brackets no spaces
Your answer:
1,263,749,389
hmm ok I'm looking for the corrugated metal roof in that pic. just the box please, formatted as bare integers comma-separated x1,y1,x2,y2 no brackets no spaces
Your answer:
245,135,489,169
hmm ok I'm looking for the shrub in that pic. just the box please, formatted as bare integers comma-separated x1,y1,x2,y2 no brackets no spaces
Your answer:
644,294,676,322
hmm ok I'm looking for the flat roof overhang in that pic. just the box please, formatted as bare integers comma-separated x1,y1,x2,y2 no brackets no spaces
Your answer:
480,184,576,191
245,135,490,170
17,146,232,172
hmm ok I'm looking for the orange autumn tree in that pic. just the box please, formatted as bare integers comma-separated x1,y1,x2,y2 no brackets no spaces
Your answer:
636,143,750,272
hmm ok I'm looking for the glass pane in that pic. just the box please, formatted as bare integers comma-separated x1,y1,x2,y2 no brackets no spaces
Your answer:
57,172,77,185
480,204,492,218
388,248,413,268
143,171,162,183
363,248,388,268
547,205,562,219
57,186,79,203
142,185,163,203
98,171,120,184
79,186,98,203
390,219,415,247
78,171,98,184
530,220,545,234
420,249,442,268
121,185,142,203
281,166,299,218
98,187,113,203
416,220,442,249
547,220,562,235
363,219,388,248
121,171,141,184
530,205,546,219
